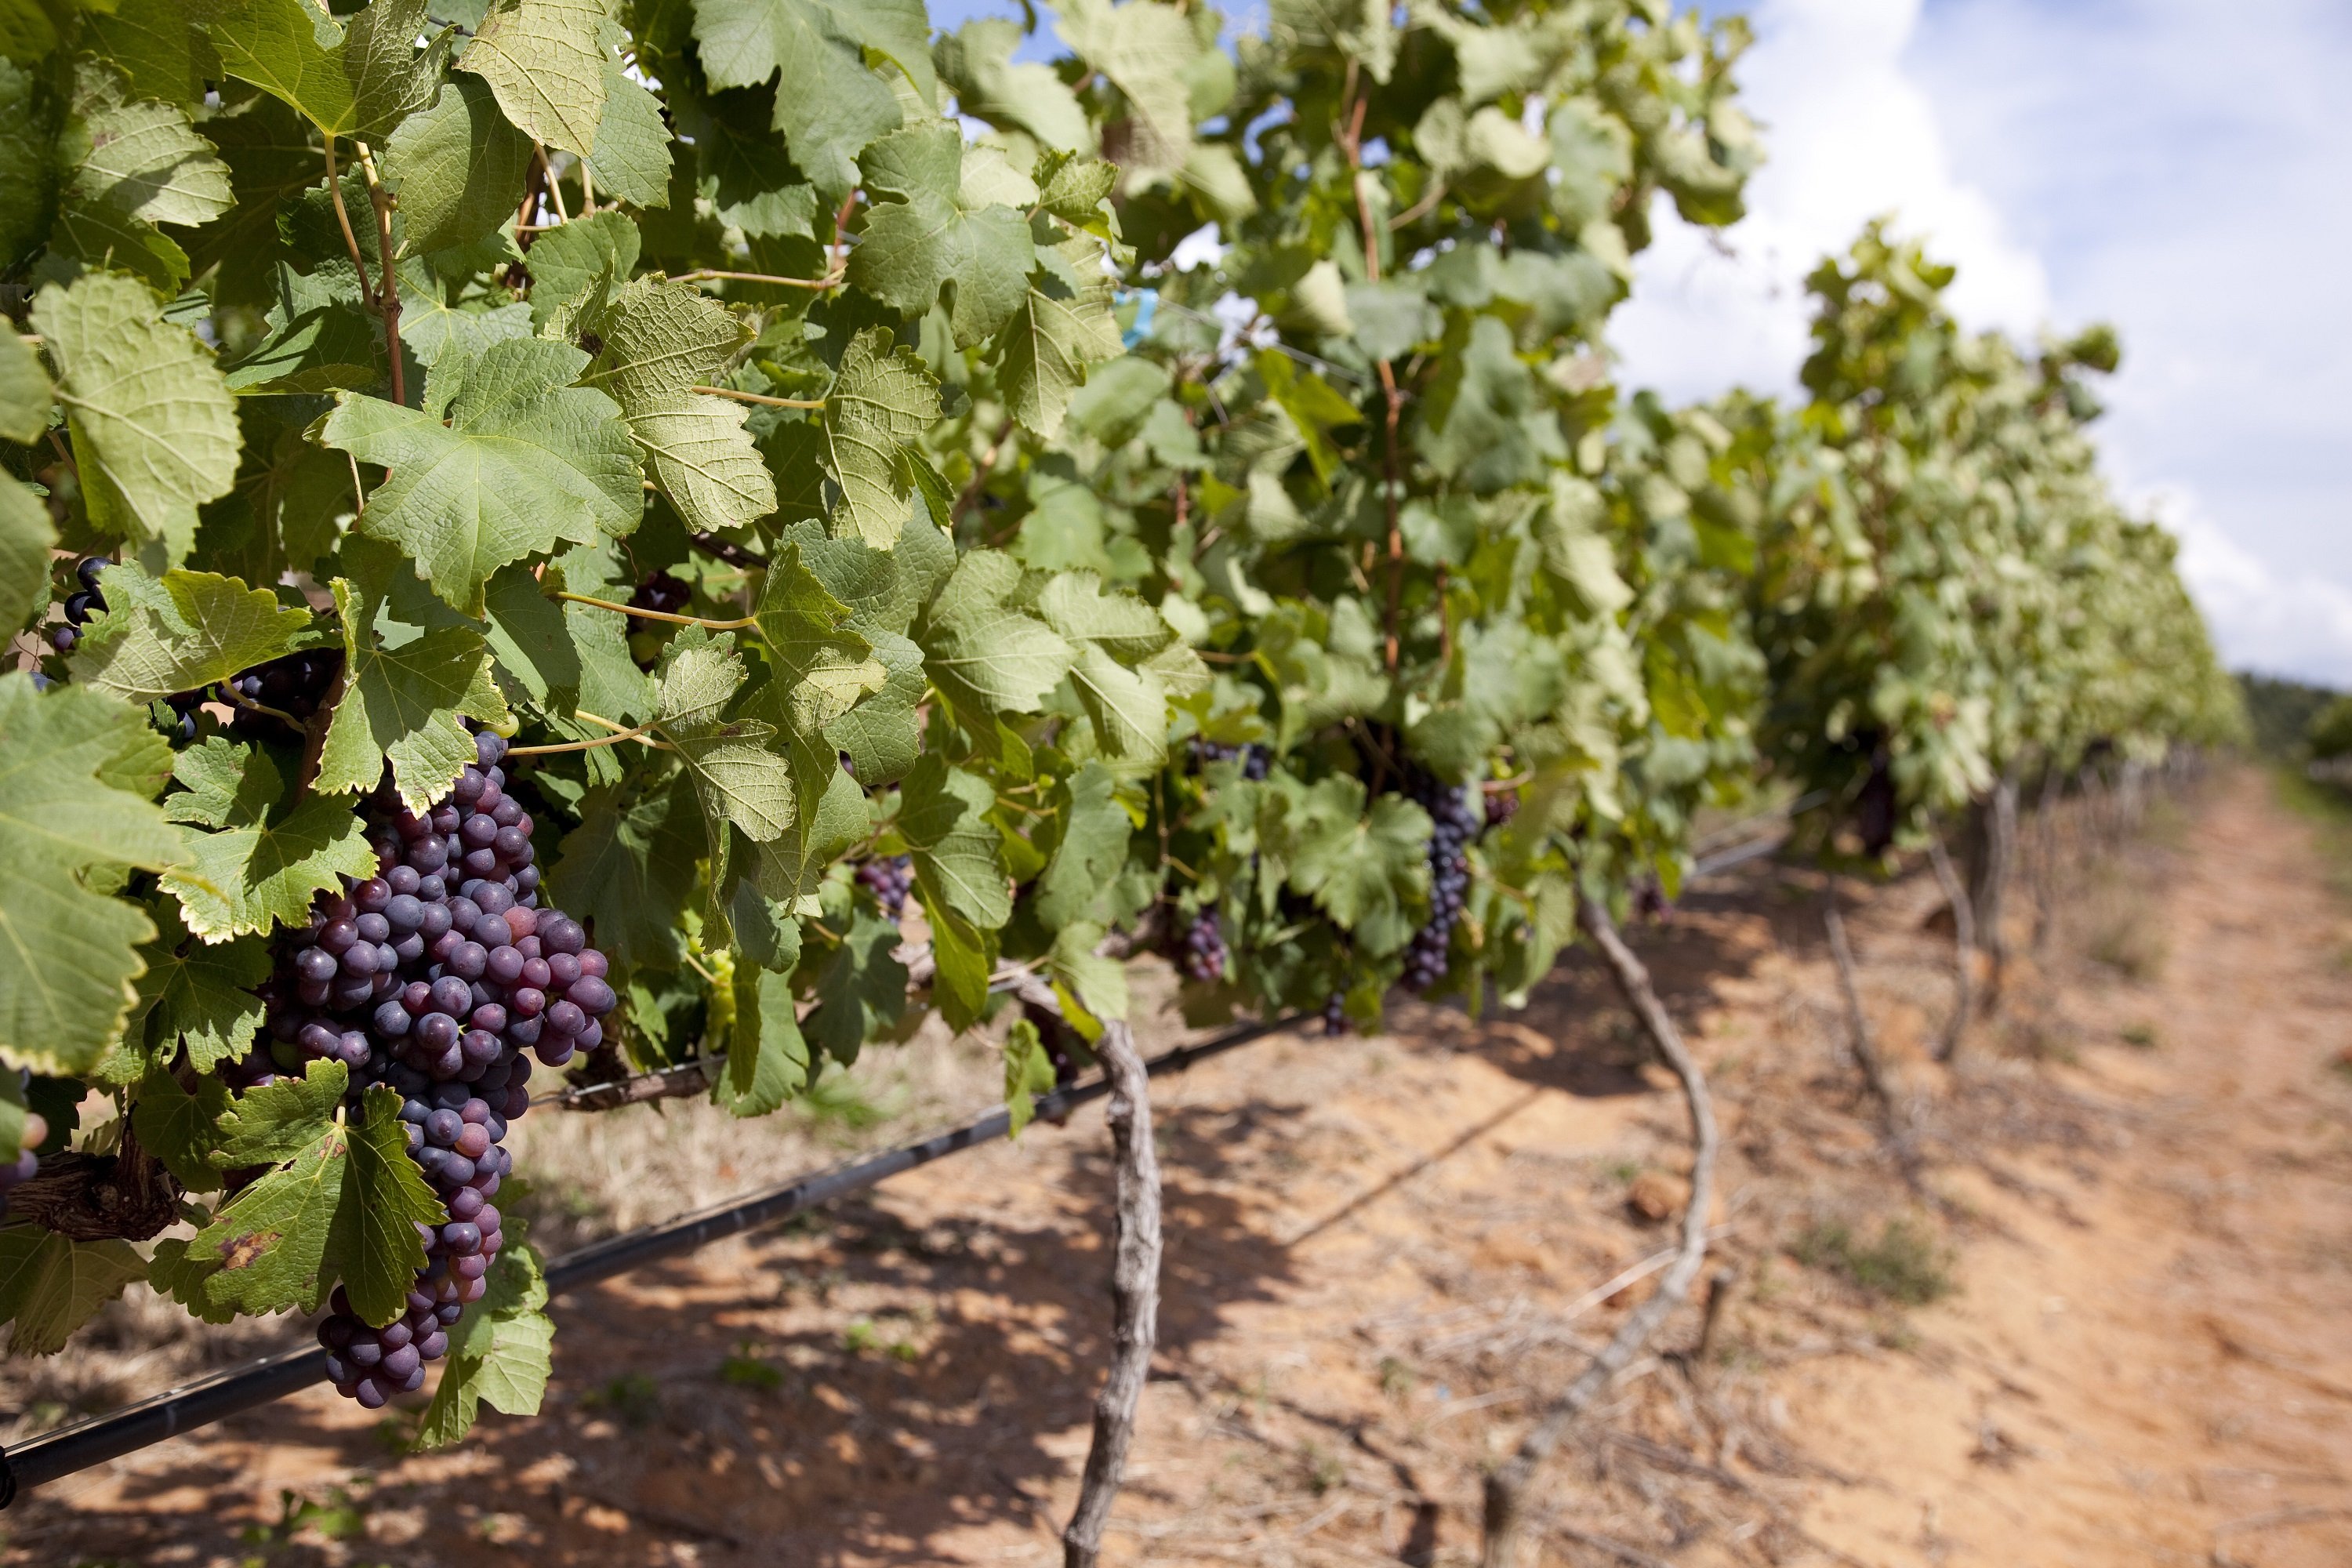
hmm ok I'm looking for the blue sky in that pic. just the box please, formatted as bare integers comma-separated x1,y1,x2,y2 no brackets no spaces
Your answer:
935,0,2352,682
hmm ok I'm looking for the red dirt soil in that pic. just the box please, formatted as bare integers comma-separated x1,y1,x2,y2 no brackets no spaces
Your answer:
6,768,2351,1567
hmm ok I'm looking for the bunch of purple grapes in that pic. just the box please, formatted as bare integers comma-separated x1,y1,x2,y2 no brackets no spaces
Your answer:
626,571,693,621
855,854,913,918
1399,774,1480,993
220,649,341,741
1483,786,1519,830
1189,739,1271,780
1177,908,1226,984
1320,991,1348,1036
49,557,107,654
256,731,615,1409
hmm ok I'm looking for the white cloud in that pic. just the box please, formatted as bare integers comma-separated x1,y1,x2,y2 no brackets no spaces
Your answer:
1614,0,2352,683
1610,0,2050,401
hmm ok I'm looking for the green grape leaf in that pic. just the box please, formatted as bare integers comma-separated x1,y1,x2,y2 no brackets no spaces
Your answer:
1054,0,1200,181
686,0,928,201
160,739,378,940
1033,760,1131,934
1000,1015,1054,1137
0,1231,147,1356
481,561,581,712
458,0,608,155
326,336,643,612
130,1065,234,1192
0,318,50,444
0,478,55,634
1034,572,1177,760
752,540,883,738
720,960,808,1116
183,1109,349,1316
898,753,1010,932
210,1058,346,1168
938,18,1090,153
64,563,311,702
584,40,671,208
0,675,190,1075
522,209,638,334
31,273,239,565
331,1083,442,1323
748,764,870,913
1416,313,1566,494
125,906,269,1076
1049,920,1127,1022
342,0,452,140
62,75,234,230
822,630,924,786
416,1236,550,1446
916,550,1075,723
581,278,775,536
86,0,212,108
1277,775,1430,957
996,234,1123,439
382,74,535,256
546,775,701,969
208,0,357,134
820,328,942,549
0,59,60,274
849,123,1035,347
316,549,511,811
800,906,906,1065
655,633,797,851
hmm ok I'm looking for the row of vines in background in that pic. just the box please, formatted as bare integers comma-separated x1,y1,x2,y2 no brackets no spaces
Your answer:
0,0,2240,1556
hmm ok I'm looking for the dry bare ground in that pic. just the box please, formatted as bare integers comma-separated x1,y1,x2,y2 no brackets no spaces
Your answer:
6,766,2352,1568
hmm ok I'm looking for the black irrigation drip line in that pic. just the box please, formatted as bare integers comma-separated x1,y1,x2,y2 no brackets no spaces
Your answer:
0,1012,1305,1508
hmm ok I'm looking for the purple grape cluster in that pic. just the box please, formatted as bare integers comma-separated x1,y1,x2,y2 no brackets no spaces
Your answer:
1177,907,1226,983
855,854,912,918
1483,786,1519,830
256,731,615,1409
1399,775,1479,993
220,649,341,741
1320,991,1348,1036
626,570,692,621
49,557,106,654
0,1091,47,1219
1189,739,1271,780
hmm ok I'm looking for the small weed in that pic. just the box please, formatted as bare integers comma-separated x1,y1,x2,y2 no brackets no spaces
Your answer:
1791,1217,1954,1306
1377,1356,1416,1400
888,1337,921,1363
1602,1158,1641,1185
721,1347,783,1391
239,1484,372,1559
798,1065,894,1131
2119,1022,2159,1048
2086,905,2167,981
583,1372,662,1425
1299,1440,1345,1496
842,1319,880,1355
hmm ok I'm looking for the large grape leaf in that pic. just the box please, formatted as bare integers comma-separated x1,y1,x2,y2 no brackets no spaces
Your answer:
849,123,1034,347
800,906,907,1065
0,674,190,1075
1033,571,1178,761
580,279,775,537
1054,0,1200,182
31,273,238,565
211,1058,345,1168
459,0,608,155
1032,760,1131,934
61,71,234,230
916,550,1075,723
684,0,928,200
0,478,54,634
720,961,808,1117
748,762,869,913
178,1105,349,1316
382,74,535,256
316,544,510,811
0,1231,147,1356
523,209,638,334
130,1065,233,1190
122,905,269,1077
751,541,884,740
546,775,700,968
0,60,60,274
159,739,377,940
654,633,797,858
416,1236,551,1446
332,1083,445,1323
1275,775,1431,957
936,17,1090,153
85,0,212,108
0,319,49,444
210,0,446,137
64,563,311,702
819,328,942,549
325,337,642,612
898,753,1010,932
583,29,671,208
995,234,1123,439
